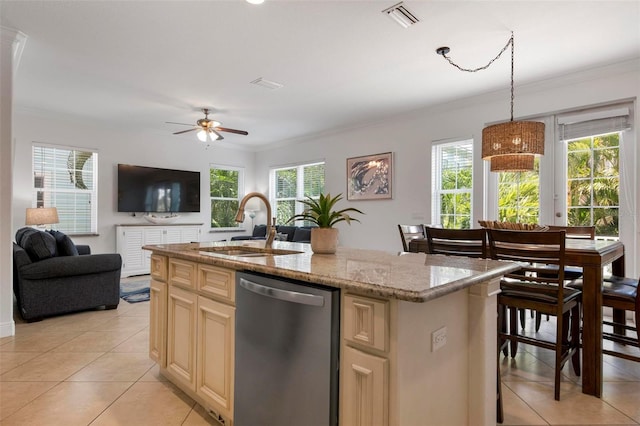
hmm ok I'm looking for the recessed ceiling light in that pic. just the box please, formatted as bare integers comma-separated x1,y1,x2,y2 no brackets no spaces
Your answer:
246,0,264,4
382,2,420,28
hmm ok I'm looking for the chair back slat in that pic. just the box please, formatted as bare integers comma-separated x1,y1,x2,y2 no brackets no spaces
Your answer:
398,224,425,252
546,225,595,240
488,229,567,296
425,227,487,258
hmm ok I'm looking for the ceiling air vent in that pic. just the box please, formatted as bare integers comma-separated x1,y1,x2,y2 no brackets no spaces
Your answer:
250,77,284,90
382,2,419,28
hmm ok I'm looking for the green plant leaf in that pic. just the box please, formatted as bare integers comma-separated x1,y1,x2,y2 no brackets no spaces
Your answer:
286,193,363,228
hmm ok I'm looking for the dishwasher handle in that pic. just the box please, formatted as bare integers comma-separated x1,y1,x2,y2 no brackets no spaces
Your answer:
239,278,325,307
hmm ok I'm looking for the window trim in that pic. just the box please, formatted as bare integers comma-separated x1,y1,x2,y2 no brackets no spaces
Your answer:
32,142,98,235
431,139,473,229
209,164,245,231
269,160,325,226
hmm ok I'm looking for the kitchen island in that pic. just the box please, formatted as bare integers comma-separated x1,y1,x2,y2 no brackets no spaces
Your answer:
143,240,519,426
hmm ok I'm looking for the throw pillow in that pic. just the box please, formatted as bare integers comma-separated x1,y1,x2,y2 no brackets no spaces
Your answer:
20,229,57,261
292,228,311,243
275,225,296,241
15,227,34,246
252,225,267,238
47,230,79,256
275,232,288,241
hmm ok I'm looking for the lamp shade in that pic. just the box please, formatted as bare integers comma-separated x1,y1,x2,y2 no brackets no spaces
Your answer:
25,207,59,226
490,154,535,172
482,121,545,159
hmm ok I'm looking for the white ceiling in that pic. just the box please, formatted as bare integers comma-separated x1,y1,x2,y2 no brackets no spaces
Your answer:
2,0,639,148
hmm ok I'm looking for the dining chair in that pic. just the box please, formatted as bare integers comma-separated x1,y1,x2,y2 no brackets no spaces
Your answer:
530,225,597,330
601,275,639,362
397,224,425,252
488,229,582,401
424,227,487,258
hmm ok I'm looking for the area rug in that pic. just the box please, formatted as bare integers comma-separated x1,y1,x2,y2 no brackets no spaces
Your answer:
120,278,151,303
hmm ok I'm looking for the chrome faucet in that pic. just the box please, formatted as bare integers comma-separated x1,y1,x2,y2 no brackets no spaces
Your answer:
235,192,276,248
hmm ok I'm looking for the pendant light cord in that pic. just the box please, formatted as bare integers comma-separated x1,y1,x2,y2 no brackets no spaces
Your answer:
437,32,515,121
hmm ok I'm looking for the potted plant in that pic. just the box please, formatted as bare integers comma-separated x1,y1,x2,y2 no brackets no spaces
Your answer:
288,193,364,254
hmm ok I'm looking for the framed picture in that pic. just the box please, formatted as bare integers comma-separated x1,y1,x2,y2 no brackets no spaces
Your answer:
346,152,393,200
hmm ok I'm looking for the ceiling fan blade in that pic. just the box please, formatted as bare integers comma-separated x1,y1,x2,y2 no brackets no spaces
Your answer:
173,128,198,135
216,127,249,136
166,121,194,126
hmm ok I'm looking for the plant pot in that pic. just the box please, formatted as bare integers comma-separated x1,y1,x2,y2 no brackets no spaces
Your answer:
310,228,339,254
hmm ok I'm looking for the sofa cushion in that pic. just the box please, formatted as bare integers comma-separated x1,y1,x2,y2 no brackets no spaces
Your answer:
252,225,267,238
275,225,297,241
292,227,312,243
19,229,57,261
47,230,79,256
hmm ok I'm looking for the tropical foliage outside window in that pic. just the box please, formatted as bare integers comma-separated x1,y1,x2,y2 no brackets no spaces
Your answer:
272,162,325,225
210,166,243,228
432,140,472,229
32,144,97,234
497,159,540,224
566,132,619,237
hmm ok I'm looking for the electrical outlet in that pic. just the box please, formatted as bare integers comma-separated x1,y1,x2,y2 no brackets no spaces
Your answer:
431,326,447,352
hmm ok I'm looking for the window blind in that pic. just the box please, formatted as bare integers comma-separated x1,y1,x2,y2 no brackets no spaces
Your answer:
558,104,632,141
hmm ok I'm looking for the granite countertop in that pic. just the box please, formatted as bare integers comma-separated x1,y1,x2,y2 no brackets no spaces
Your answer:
143,240,519,302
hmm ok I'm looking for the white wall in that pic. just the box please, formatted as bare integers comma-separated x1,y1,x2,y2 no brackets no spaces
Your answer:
254,59,640,277
9,59,639,280
11,110,257,254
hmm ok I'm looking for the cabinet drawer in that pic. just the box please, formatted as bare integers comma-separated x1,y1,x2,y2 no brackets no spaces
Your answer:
343,294,389,352
150,254,168,282
198,264,235,303
169,258,197,290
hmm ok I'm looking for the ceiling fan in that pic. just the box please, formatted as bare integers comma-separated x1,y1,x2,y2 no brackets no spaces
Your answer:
167,108,249,142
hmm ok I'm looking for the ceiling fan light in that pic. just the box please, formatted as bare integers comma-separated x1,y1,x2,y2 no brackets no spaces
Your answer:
209,129,223,141
197,129,207,142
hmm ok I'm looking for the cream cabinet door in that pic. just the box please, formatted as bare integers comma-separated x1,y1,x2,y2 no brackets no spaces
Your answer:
167,285,197,391
196,296,235,420
149,279,167,366
341,346,389,426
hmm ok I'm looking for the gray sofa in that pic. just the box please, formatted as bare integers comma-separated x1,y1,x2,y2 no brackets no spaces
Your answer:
13,227,122,322
230,224,315,243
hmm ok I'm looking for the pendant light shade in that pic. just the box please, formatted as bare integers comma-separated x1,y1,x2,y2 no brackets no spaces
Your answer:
489,153,535,172
482,120,545,159
437,32,544,172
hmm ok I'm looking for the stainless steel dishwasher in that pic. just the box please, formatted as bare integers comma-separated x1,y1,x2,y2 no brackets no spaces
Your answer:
235,272,339,426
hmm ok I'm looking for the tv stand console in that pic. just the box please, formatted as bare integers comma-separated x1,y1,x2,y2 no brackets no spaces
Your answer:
116,224,202,277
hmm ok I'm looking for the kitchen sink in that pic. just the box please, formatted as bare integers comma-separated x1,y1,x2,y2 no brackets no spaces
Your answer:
197,246,303,257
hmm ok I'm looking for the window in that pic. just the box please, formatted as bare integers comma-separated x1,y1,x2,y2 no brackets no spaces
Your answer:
210,165,244,229
432,140,472,228
565,132,620,237
271,162,325,225
32,144,98,234
497,159,540,223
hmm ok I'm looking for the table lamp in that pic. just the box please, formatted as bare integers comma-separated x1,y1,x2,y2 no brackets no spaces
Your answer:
25,207,59,228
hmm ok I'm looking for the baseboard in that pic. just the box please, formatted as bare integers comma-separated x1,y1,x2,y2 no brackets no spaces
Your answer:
0,319,15,338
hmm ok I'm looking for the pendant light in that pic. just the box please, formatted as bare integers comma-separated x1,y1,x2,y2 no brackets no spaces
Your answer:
436,32,544,172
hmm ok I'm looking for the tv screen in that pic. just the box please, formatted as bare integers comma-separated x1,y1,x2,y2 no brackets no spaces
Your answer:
117,164,201,213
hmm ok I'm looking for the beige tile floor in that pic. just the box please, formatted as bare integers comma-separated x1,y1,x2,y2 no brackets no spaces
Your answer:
500,314,640,425
1,290,638,425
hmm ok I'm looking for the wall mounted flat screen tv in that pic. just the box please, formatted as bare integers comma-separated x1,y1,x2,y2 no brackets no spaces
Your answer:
117,164,201,213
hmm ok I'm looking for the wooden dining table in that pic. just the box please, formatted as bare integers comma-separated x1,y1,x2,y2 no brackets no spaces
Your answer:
409,237,625,398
